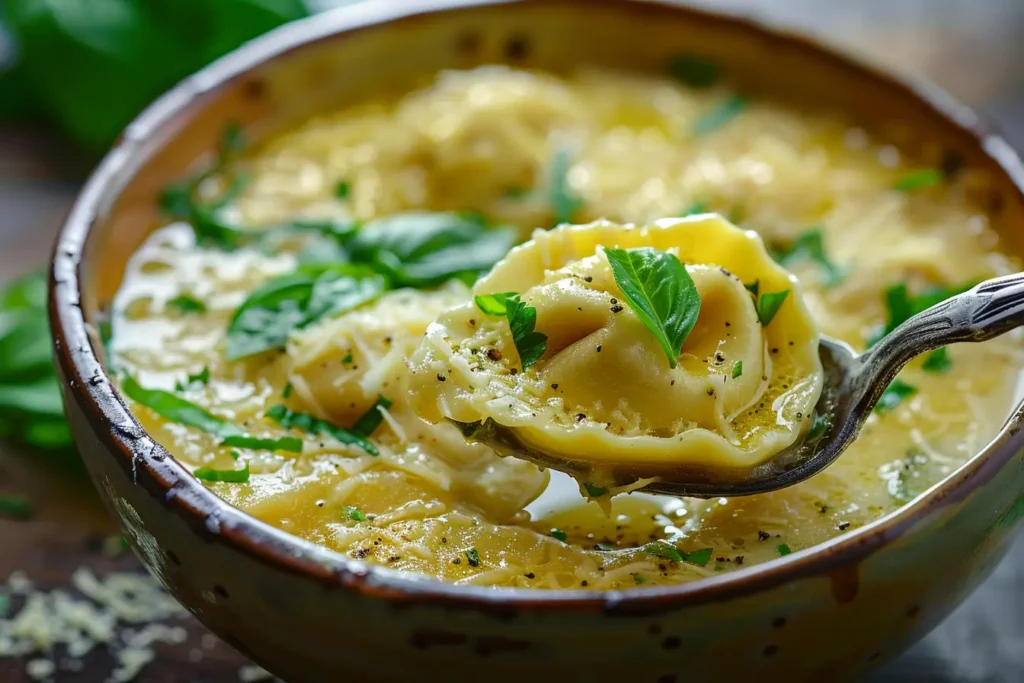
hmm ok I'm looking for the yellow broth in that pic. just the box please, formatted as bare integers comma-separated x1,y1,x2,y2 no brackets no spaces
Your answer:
112,66,1023,589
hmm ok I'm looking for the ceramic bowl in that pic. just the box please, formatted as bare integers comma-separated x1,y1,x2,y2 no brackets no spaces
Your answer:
49,1,1024,681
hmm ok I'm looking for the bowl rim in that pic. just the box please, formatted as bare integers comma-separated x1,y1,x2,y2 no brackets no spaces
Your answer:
49,0,1024,614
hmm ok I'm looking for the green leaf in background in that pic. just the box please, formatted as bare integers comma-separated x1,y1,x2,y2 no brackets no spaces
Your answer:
770,228,846,288
875,378,917,414
549,148,583,226
2,0,310,150
604,247,701,368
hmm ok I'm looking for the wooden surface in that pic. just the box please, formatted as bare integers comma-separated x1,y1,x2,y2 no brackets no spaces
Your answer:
2,2,1024,681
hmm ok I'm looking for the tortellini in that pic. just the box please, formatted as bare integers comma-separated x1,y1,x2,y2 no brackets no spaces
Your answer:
409,216,824,488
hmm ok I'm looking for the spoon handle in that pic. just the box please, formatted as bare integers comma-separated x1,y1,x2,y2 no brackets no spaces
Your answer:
859,273,1024,392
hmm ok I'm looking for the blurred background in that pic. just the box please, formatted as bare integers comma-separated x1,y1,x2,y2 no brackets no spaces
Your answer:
1,1,1023,681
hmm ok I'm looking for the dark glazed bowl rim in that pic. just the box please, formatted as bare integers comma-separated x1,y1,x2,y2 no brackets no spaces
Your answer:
49,0,1024,614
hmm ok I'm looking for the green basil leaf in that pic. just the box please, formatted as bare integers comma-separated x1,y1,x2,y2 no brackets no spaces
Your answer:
504,295,548,370
266,404,378,456
583,483,608,498
0,311,54,382
167,294,207,314
194,464,250,484
220,434,303,453
351,395,393,436
604,247,701,368
771,229,846,287
550,148,584,226
343,505,366,522
756,289,789,326
777,543,793,556
465,547,481,567
693,94,747,136
683,547,714,567
550,528,568,542
226,273,314,359
732,360,743,379
667,54,721,88
643,541,684,562
334,181,351,199
875,378,917,413
474,292,514,316
893,169,943,192
922,348,952,374
744,279,760,298
121,376,240,437
868,280,977,348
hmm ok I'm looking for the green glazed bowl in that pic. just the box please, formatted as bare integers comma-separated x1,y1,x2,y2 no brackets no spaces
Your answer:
49,1,1024,681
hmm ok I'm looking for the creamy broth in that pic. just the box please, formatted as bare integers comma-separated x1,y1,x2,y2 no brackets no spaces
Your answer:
112,66,1023,589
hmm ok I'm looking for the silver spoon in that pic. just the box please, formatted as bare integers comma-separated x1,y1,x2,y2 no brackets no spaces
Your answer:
458,273,1024,498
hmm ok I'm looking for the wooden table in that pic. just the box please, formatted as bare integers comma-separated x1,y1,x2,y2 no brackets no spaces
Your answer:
2,2,1024,680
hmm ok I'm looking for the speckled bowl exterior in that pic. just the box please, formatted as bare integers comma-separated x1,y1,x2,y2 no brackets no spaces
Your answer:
49,2,1024,682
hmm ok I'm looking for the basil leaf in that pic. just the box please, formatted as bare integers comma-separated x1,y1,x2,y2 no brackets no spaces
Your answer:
0,310,54,382
583,483,608,498
922,348,952,374
771,229,846,287
868,280,977,348
693,94,747,136
777,543,793,556
667,55,721,88
732,360,743,379
756,289,790,326
744,279,760,298
266,404,378,456
893,169,943,192
643,541,684,562
465,548,481,567
194,464,250,484
875,379,917,413
550,148,583,226
167,294,207,314
220,434,303,453
550,528,568,542
504,296,548,370
683,547,714,567
351,395,393,437
122,375,239,437
604,247,701,368
175,366,210,391
334,181,351,199
343,505,366,522
474,292,514,316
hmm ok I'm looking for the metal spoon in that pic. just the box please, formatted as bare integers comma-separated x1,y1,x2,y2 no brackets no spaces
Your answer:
458,273,1024,498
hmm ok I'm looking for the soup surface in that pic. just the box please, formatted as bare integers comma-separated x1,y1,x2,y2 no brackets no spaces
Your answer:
111,66,1023,589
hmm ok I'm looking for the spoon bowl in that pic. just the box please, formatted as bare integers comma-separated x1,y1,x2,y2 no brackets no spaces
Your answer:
457,272,1024,498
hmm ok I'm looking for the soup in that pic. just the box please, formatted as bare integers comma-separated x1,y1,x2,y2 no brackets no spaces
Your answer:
110,65,1022,589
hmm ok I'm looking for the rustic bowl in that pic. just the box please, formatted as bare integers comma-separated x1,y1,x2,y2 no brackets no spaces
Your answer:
49,1,1024,681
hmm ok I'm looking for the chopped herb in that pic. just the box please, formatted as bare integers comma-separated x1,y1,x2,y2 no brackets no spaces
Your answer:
684,547,714,567
343,505,366,522
176,366,211,391
583,483,608,498
893,168,943,192
756,289,790,326
282,382,293,399
194,464,250,484
266,404,378,456
122,375,239,437
350,395,393,436
643,540,684,562
167,294,207,314
681,201,708,216
867,280,978,348
807,412,829,443
604,247,701,368
744,279,760,297
465,547,481,567
0,495,32,520
550,528,568,542
334,181,351,199
226,267,386,360
771,229,846,287
549,148,583,226
667,54,721,88
504,186,531,199
631,573,648,585
220,434,303,453
341,354,354,364
474,293,548,370
922,347,952,374
732,360,743,379
875,379,917,413
693,94,747,136
777,543,792,556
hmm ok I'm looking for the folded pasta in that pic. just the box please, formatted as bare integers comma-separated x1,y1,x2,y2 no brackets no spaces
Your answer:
409,215,824,488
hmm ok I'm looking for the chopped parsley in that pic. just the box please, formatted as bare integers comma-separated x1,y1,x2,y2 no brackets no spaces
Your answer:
473,293,548,370
350,395,393,436
744,279,760,297
341,354,354,364
465,547,481,567
334,181,351,199
875,379,917,414
922,347,952,373
667,54,721,88
583,483,608,498
770,229,846,287
732,360,743,379
266,404,378,456
166,294,207,314
642,541,713,566
549,148,583,226
220,434,303,453
893,168,943,192
684,547,714,567
194,464,250,484
777,543,792,556
755,289,790,326
693,94,747,136
631,573,648,585
604,247,701,368
550,528,568,542
0,495,32,520
343,505,366,522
